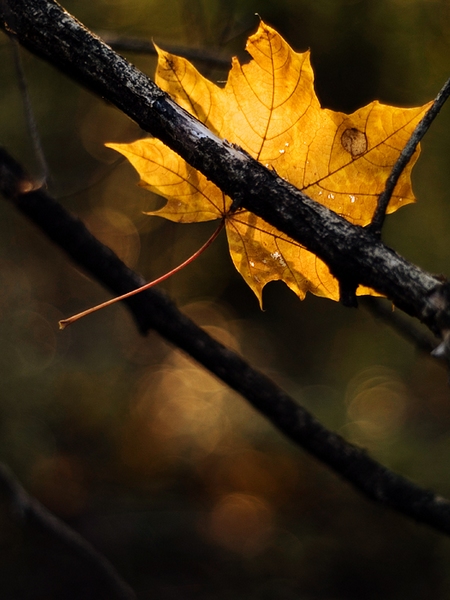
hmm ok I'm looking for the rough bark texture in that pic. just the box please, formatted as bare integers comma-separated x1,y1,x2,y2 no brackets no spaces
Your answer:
1,0,449,337
2,147,450,537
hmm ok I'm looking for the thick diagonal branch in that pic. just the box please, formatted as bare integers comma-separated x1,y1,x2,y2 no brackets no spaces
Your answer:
1,146,450,536
1,0,449,336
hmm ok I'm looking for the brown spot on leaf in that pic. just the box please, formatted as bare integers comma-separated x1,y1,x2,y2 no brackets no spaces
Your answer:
341,128,367,157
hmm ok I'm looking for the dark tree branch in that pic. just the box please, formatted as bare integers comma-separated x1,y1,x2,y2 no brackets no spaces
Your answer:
1,0,450,338
0,463,136,599
368,76,450,236
2,147,450,537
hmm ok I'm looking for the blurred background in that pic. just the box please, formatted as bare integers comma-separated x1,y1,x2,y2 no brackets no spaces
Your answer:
0,0,450,597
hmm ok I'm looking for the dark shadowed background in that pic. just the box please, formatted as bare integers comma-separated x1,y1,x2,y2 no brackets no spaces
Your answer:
1,0,450,598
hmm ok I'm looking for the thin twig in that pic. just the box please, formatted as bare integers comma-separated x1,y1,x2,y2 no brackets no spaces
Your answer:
368,76,450,236
9,35,50,184
98,31,231,69
0,463,136,599
2,146,450,536
361,297,439,356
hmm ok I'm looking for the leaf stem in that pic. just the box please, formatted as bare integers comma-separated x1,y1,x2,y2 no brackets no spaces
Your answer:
59,219,225,329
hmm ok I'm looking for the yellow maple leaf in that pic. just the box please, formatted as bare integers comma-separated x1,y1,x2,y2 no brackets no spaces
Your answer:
107,21,430,304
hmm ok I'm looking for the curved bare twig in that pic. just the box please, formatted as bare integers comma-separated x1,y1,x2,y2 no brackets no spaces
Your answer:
97,31,231,69
0,463,136,599
361,297,440,356
369,76,450,236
